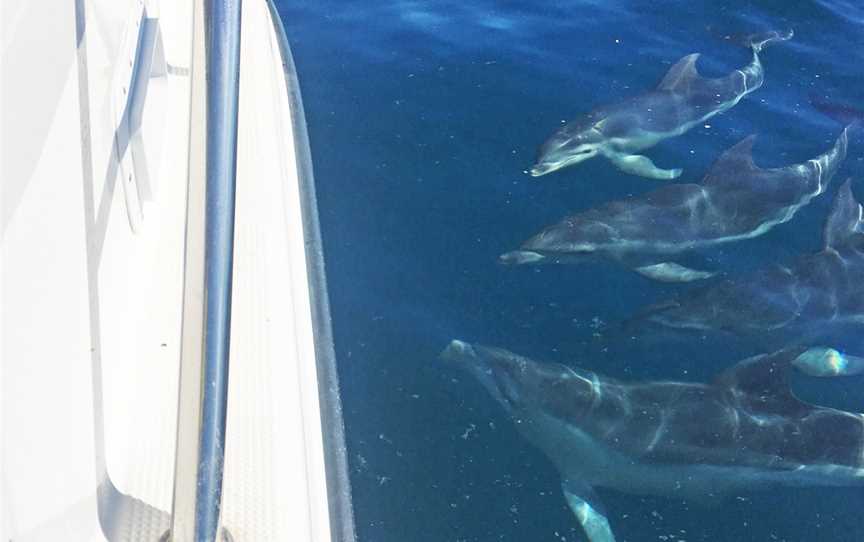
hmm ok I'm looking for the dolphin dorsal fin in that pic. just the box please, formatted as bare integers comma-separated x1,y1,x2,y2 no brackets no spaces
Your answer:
824,179,863,248
657,53,701,92
704,135,760,185
713,349,808,415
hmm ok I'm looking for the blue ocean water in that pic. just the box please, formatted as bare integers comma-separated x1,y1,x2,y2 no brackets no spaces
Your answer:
278,1,864,540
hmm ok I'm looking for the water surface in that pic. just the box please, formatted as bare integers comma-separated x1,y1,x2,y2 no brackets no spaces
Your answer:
279,1,864,540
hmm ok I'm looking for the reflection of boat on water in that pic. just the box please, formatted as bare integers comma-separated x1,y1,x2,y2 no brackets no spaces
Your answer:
2,1,355,540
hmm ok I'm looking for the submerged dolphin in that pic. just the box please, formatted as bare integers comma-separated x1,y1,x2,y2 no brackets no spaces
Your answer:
530,30,793,179
441,340,864,542
631,179,864,356
503,128,848,282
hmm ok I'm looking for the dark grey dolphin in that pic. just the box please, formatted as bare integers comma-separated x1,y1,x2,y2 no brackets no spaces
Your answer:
530,30,793,180
631,179,864,363
441,340,864,542
503,128,848,282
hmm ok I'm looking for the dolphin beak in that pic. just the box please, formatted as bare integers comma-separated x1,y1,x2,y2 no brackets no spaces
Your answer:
530,161,556,177
441,340,519,409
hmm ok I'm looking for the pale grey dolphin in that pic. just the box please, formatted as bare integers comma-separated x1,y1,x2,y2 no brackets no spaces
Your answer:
530,30,793,179
503,128,848,282
441,340,864,542
630,179,864,359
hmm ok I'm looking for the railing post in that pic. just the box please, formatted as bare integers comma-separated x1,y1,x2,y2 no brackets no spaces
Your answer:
168,0,242,540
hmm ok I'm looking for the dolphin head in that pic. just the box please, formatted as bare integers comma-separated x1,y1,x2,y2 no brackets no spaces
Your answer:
501,214,614,265
441,340,597,423
638,277,798,335
530,125,604,177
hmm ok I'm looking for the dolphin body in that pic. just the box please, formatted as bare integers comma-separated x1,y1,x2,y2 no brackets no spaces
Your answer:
441,340,864,542
530,30,793,180
630,179,864,360
502,128,848,282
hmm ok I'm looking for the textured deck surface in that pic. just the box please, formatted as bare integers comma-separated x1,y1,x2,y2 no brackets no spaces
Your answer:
3,0,330,540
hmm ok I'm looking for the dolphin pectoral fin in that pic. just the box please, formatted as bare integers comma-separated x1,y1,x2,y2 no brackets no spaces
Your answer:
562,478,617,542
634,262,717,283
607,153,682,180
793,347,864,377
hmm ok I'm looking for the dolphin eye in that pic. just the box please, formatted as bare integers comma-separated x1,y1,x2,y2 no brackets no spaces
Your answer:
570,145,594,156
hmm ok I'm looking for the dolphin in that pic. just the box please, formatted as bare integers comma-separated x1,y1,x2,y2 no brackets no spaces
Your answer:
502,128,848,282
630,179,864,354
441,340,864,542
530,30,793,180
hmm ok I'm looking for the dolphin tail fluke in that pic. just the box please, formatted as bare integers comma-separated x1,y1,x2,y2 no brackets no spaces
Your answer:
746,29,794,53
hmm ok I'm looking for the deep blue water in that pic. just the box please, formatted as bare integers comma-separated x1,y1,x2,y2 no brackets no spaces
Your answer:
278,1,864,540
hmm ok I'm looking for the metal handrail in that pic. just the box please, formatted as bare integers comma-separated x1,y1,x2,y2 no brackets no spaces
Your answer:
196,0,242,538
169,1,242,541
